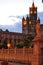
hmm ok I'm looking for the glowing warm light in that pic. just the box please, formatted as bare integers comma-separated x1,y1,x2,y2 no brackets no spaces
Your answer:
30,11,32,14
29,21,31,24
7,43,11,48
34,11,36,14
23,20,26,26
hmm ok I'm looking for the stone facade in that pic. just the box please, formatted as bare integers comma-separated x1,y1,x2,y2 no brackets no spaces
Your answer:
0,31,25,48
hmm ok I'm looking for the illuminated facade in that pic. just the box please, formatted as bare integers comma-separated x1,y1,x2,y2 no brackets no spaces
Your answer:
22,2,37,35
0,2,43,48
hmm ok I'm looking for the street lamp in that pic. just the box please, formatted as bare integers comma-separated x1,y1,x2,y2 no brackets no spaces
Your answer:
7,42,11,49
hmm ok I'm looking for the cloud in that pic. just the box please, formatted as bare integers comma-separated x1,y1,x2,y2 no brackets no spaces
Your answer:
9,15,22,24
0,12,43,33
9,15,22,19
0,22,22,33
38,12,43,24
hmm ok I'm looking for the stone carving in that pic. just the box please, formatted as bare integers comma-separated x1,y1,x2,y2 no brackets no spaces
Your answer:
36,22,40,37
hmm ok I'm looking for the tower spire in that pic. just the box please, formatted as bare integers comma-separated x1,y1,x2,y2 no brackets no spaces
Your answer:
32,0,35,8
33,0,34,3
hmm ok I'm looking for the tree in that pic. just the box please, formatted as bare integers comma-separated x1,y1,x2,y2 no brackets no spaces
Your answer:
24,34,34,48
2,38,8,49
6,29,9,32
24,38,30,47
0,29,2,31
16,43,24,48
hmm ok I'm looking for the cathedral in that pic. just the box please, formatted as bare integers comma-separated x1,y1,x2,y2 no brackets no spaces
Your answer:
0,2,43,48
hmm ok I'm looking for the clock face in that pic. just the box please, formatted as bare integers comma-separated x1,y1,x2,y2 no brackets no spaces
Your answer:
30,11,32,14
29,21,31,24
23,20,26,26
34,11,36,14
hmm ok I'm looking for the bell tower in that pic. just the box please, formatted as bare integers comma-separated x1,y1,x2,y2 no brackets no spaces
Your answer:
29,2,37,33
22,2,37,35
30,2,37,20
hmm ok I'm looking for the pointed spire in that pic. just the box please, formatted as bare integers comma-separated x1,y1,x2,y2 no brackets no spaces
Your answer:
32,0,35,8
22,17,25,20
22,17,25,22
37,18,40,23
26,15,29,19
32,2,35,8
26,15,29,21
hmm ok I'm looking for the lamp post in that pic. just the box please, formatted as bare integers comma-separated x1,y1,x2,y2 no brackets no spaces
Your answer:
7,42,11,49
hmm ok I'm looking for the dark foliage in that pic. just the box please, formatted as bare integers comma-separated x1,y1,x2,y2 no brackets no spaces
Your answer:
16,43,24,48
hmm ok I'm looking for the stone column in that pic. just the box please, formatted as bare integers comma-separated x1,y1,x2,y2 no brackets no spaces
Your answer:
32,39,41,65
32,20,41,65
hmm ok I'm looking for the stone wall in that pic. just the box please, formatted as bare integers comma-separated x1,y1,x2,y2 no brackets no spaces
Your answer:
0,48,33,64
0,44,43,65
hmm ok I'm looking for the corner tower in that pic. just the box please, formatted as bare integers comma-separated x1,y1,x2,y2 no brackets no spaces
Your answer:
22,16,29,34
